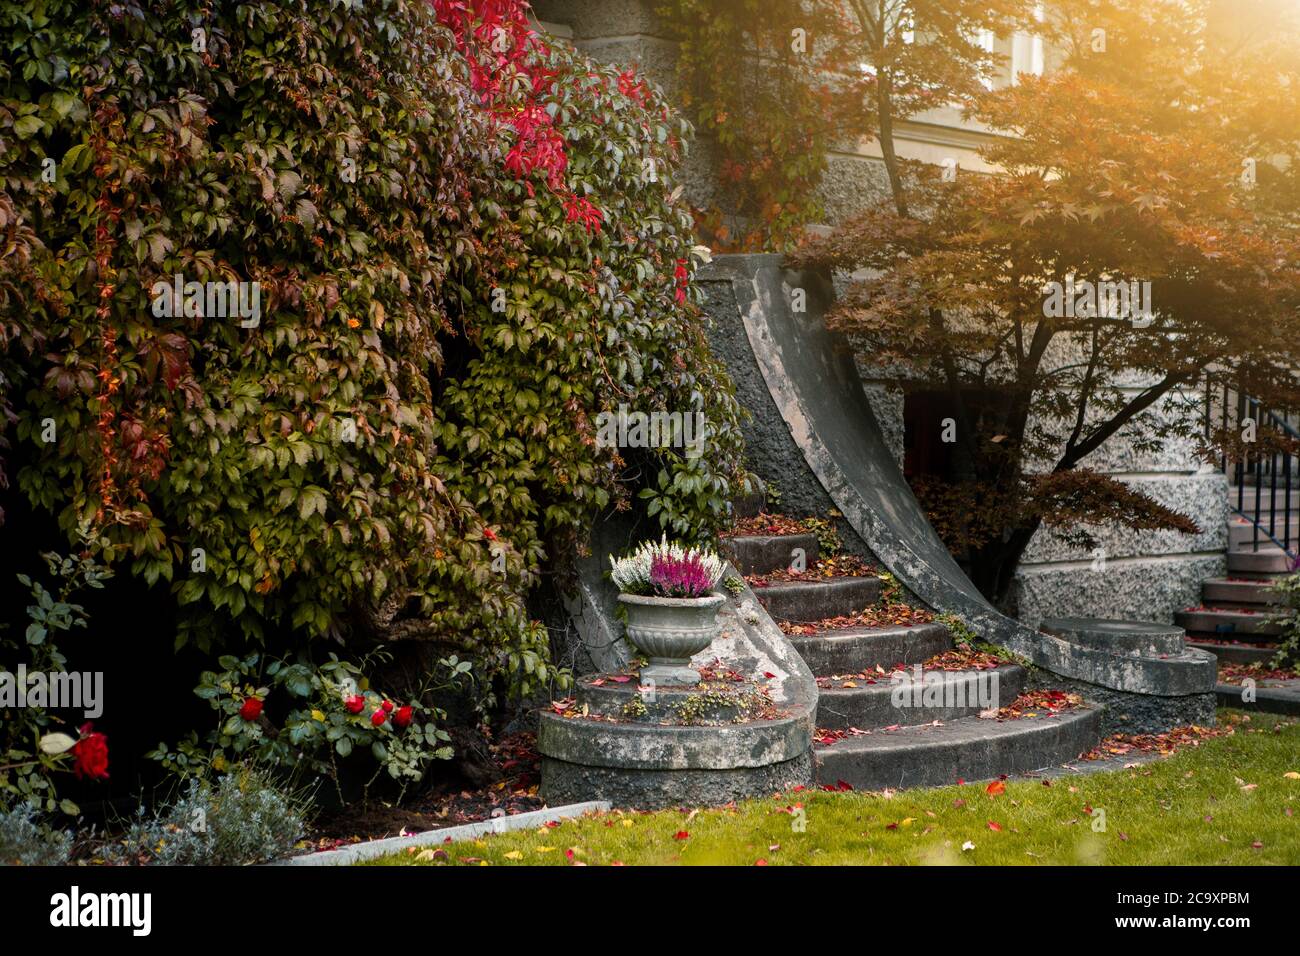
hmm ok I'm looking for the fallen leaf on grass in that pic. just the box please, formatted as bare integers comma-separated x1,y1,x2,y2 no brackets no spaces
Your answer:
986,780,1006,796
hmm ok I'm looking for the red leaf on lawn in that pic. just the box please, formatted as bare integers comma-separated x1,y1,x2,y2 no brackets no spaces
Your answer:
673,830,690,840
986,780,1006,796
987,820,1002,831
755,859,768,866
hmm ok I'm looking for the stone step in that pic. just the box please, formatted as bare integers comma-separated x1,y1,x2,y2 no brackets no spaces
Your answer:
1174,607,1282,637
815,664,1025,731
1201,578,1279,608
572,677,764,723
786,621,952,675
1039,617,1185,657
814,704,1103,791
1226,549,1294,576
1228,519,1300,550
1215,680,1300,715
753,575,883,622
1186,640,1282,664
721,533,818,576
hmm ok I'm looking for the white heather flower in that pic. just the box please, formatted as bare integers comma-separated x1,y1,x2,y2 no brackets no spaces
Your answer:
609,535,725,595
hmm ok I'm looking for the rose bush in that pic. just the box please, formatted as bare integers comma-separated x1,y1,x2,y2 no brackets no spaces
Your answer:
0,552,111,815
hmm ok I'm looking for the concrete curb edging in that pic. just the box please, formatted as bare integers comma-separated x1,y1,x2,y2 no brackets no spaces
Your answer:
274,801,611,866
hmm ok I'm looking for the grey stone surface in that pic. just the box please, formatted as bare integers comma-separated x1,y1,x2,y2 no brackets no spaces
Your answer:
1216,679,1300,715
752,575,883,622
573,677,764,722
857,379,906,469
1039,618,1186,657
534,0,664,40
721,533,818,576
1027,671,1217,735
1188,640,1281,664
541,751,812,809
817,664,1026,730
1012,554,1225,630
815,153,892,226
787,621,953,675
1018,473,1228,563
540,708,810,770
700,263,875,560
278,801,610,866
814,704,1104,790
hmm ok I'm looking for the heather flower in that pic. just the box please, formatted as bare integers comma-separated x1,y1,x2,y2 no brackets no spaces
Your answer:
648,553,715,597
609,536,725,596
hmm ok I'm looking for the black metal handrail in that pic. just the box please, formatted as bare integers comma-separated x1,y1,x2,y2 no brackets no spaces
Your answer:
1205,371,1300,560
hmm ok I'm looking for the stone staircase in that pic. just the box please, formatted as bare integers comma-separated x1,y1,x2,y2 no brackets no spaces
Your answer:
724,530,1103,791
1177,489,1296,665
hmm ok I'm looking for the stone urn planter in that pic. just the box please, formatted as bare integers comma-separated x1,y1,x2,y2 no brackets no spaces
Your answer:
619,591,726,685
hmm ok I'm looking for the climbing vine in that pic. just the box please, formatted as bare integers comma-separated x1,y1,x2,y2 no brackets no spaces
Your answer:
0,0,747,703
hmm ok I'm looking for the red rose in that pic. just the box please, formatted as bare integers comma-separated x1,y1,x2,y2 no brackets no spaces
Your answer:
393,705,413,728
72,724,109,781
382,699,394,713
370,709,387,727
345,694,365,714
239,697,263,721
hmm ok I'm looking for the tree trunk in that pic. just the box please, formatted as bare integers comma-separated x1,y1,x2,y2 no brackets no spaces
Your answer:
967,518,1042,610
875,67,909,217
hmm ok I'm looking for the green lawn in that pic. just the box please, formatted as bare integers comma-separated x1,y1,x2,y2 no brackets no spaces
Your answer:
368,711,1300,866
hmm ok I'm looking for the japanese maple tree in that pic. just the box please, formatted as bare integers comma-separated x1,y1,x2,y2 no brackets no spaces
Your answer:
793,0,1300,603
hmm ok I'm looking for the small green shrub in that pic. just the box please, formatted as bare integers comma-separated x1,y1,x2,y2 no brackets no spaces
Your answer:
106,770,305,866
1268,570,1300,667
0,803,74,865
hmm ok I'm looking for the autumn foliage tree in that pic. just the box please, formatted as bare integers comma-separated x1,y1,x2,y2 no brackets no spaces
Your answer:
793,0,1300,603
657,0,1035,248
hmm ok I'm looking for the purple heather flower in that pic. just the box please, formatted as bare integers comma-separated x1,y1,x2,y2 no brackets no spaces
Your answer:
649,553,715,598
